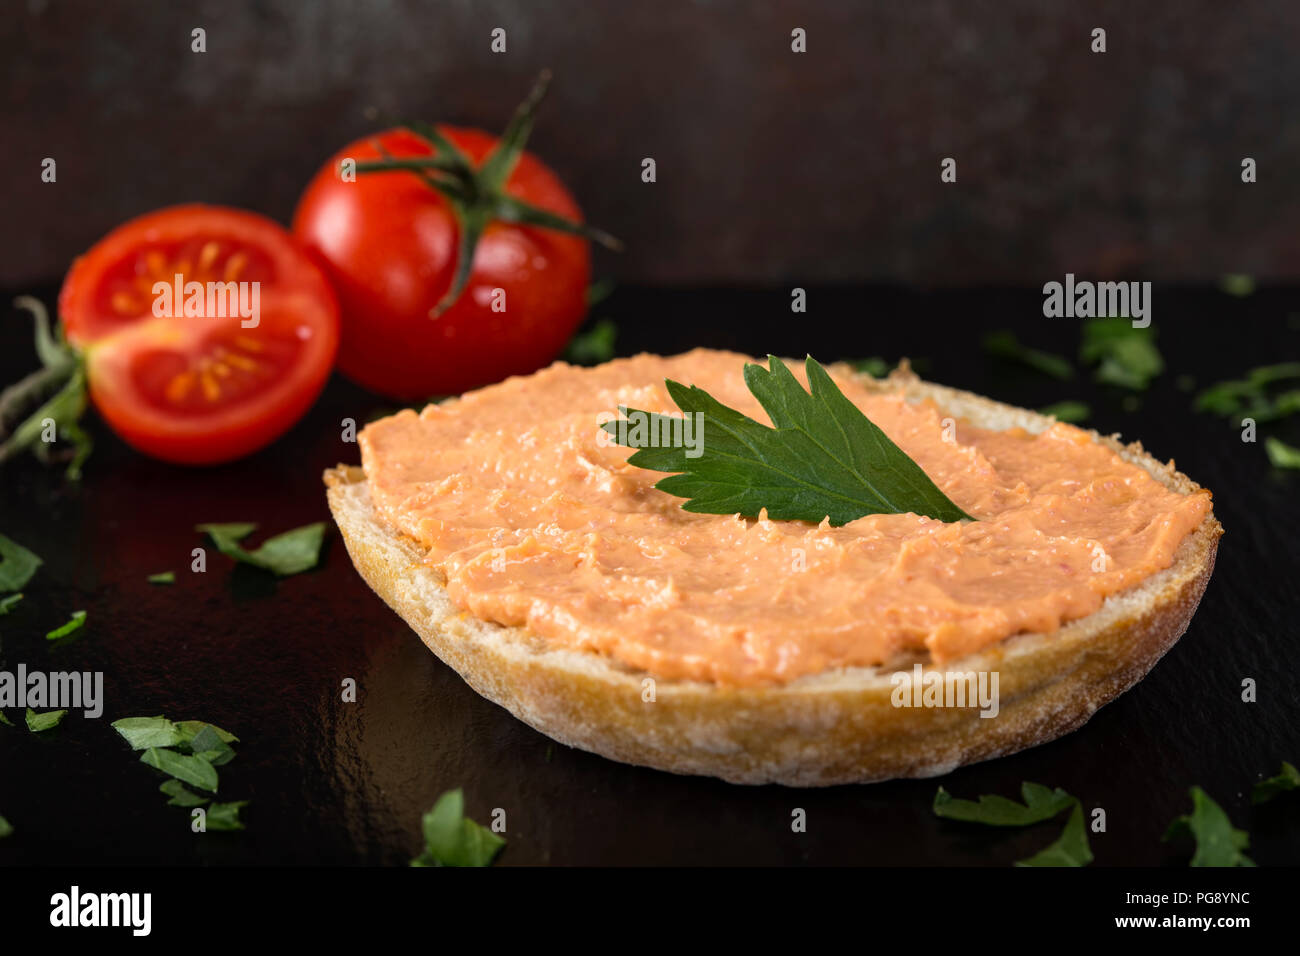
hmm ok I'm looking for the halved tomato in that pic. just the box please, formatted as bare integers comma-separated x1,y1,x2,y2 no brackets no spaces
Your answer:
59,205,339,464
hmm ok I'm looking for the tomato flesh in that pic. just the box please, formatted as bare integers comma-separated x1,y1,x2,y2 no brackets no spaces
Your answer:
59,205,339,465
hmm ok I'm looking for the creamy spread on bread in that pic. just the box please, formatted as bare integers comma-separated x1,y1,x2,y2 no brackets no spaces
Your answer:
358,349,1211,687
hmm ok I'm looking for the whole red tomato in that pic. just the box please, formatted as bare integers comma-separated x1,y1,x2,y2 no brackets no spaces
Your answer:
293,108,599,399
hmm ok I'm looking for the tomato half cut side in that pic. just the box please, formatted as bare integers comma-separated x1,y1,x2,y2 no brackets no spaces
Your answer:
59,205,339,465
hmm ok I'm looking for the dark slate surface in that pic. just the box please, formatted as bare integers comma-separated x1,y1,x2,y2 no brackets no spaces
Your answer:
0,284,1297,866
6,0,1300,286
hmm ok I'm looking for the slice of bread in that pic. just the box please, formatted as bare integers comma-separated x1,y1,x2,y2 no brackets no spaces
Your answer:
324,367,1222,786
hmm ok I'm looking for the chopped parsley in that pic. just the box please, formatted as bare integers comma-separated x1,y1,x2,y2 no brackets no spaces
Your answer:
1265,437,1300,469
25,708,67,732
147,571,175,585
1038,400,1091,423
933,782,1093,867
983,330,1074,380
411,789,505,867
196,522,327,576
0,534,41,592
1253,762,1300,805
1079,319,1163,389
1163,786,1254,867
45,609,86,641
563,318,618,366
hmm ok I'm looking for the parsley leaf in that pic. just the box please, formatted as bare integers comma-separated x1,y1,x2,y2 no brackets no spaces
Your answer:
140,747,219,793
1038,400,1090,423
1218,274,1256,297
933,782,1075,826
411,789,505,867
0,534,41,592
1080,319,1163,389
205,801,249,831
0,593,22,615
1265,437,1300,469
603,355,972,526
848,357,892,378
1253,762,1300,805
1163,786,1254,867
174,720,239,746
25,708,66,732
196,521,327,576
1195,364,1300,422
934,783,1092,866
159,779,209,807
0,710,12,727
147,571,175,585
188,724,237,766
563,318,617,365
45,609,86,641
112,716,187,750
0,814,11,838
983,330,1074,380
1015,802,1095,867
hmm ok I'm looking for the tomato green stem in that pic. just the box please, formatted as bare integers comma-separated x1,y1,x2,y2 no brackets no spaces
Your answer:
355,71,621,317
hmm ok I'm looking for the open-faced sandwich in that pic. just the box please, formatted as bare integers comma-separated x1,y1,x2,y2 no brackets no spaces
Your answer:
325,348,1220,786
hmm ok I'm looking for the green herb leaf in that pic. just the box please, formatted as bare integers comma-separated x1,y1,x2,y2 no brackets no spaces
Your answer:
159,779,209,807
412,789,505,867
1247,362,1300,387
0,814,11,838
0,534,41,592
1080,319,1163,390
188,725,237,766
45,609,86,640
175,720,239,746
140,747,219,793
147,571,175,585
25,708,66,732
586,278,616,307
0,710,12,727
563,318,617,366
934,783,1092,867
604,355,972,526
983,331,1074,380
1015,802,1094,867
933,782,1075,826
112,716,186,750
1218,274,1256,297
1253,761,1300,805
205,801,249,831
196,521,326,576
1195,379,1258,416
1265,437,1300,469
1038,400,1091,423
0,593,22,615
848,357,892,378
1162,786,1254,867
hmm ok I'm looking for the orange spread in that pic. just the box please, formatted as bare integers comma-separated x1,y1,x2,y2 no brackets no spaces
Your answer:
359,349,1211,687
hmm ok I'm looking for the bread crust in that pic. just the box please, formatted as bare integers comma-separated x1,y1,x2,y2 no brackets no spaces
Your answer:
324,366,1222,786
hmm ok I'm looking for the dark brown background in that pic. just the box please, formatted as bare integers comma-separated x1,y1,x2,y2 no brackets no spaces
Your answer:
5,0,1299,287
